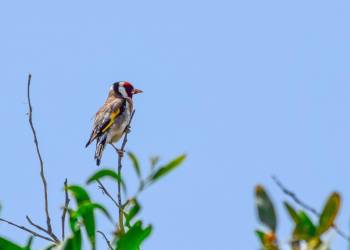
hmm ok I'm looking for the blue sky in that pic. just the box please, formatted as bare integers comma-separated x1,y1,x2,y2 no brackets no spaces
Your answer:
1,0,350,249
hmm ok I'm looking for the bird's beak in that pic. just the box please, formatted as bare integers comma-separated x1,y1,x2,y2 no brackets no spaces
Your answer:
132,89,143,95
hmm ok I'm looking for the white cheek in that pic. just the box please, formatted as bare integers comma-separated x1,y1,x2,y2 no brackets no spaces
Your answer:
119,86,128,98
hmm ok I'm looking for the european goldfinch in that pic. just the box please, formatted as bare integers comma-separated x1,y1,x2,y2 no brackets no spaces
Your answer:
86,81,142,165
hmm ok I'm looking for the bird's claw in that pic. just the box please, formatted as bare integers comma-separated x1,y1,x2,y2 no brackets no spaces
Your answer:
124,125,131,134
117,149,124,157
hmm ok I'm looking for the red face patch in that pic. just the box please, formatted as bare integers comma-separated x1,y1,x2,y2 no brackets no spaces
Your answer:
122,82,133,88
122,82,134,98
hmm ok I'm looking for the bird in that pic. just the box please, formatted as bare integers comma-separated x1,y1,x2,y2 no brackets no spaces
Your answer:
85,81,143,166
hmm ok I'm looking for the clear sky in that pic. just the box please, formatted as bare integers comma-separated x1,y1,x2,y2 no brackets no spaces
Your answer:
1,0,350,249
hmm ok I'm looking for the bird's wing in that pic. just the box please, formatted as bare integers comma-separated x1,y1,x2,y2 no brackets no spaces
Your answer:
85,98,125,147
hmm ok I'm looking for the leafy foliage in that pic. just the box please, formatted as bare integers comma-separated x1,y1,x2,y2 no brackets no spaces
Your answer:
128,152,142,180
317,193,341,235
255,186,342,250
0,153,185,250
116,221,152,250
255,230,278,250
255,185,277,233
150,154,186,183
125,199,141,229
67,185,97,249
87,168,126,192
0,237,26,250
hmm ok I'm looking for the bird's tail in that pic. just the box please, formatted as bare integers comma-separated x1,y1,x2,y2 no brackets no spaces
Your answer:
85,130,96,148
95,134,107,166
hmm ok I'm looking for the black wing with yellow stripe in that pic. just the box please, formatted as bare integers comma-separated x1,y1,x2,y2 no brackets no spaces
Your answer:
85,98,126,147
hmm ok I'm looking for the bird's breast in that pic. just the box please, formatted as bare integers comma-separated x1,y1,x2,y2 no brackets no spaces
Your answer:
106,102,131,144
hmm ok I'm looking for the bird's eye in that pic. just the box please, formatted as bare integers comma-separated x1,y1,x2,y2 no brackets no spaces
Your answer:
111,82,134,98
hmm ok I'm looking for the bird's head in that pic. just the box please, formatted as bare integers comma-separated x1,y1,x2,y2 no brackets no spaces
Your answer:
110,81,143,98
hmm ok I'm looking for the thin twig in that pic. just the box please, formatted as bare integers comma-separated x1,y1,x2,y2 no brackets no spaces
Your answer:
26,216,49,234
97,180,121,209
61,178,70,240
0,218,55,243
97,230,114,250
26,216,60,243
112,109,136,234
272,175,350,241
26,74,60,243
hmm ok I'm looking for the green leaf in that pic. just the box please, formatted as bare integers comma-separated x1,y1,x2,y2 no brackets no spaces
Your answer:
0,237,24,250
128,152,142,179
86,168,126,192
255,230,266,245
255,185,277,232
43,245,56,250
293,211,316,241
317,192,341,235
254,230,278,250
283,202,299,223
67,186,95,250
64,210,83,250
24,237,33,250
283,202,301,242
76,202,113,222
125,199,141,228
68,209,80,233
307,238,322,249
80,211,95,249
116,221,152,250
67,185,90,205
63,230,82,250
150,154,186,182
149,156,160,169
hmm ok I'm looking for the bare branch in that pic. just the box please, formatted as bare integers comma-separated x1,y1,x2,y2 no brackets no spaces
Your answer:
26,216,48,233
97,180,120,209
26,74,59,243
97,230,114,250
112,109,136,234
26,216,60,243
0,218,55,243
272,175,350,242
61,178,70,240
